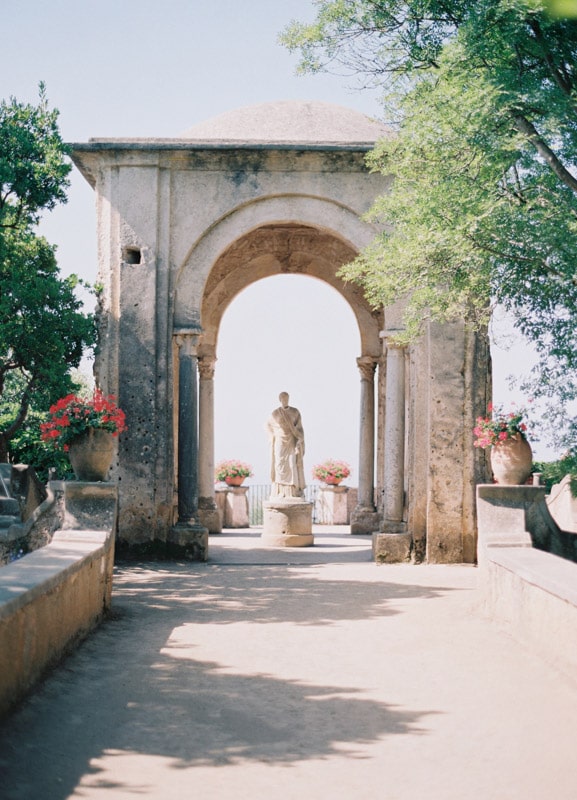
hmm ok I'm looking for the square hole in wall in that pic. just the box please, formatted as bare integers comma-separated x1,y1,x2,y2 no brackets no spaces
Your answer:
123,247,142,265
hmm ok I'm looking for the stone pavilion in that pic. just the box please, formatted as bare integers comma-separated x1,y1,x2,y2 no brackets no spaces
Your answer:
71,100,489,562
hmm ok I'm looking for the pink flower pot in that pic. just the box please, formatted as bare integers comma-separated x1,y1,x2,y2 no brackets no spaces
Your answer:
490,435,533,485
224,476,245,487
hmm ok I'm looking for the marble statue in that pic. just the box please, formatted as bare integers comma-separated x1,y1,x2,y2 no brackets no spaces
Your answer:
266,392,306,499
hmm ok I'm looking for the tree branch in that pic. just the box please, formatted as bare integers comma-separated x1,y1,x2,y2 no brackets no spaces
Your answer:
526,18,575,100
466,231,577,286
2,384,32,442
511,112,577,194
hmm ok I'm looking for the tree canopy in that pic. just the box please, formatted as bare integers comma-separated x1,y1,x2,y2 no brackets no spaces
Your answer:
281,1,577,446
0,86,94,462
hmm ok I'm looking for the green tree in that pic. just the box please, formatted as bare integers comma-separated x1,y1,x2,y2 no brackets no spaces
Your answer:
0,372,71,480
0,86,95,463
282,1,577,446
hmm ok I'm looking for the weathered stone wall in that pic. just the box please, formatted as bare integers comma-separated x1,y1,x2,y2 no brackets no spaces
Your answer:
424,322,490,563
93,162,174,545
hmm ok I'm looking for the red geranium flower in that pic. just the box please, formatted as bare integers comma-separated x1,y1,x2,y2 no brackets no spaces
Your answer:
41,389,127,450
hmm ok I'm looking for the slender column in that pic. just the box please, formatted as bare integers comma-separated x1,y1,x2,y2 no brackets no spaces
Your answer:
198,355,221,533
372,330,412,561
357,356,377,509
198,356,216,500
350,356,380,534
169,328,208,560
175,330,201,524
382,331,407,525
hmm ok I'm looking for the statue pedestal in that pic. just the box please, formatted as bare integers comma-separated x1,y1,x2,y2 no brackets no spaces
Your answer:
315,485,349,525
261,499,314,547
215,486,250,528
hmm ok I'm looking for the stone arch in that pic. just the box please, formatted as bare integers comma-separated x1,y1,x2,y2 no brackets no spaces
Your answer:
171,194,384,537
174,194,383,358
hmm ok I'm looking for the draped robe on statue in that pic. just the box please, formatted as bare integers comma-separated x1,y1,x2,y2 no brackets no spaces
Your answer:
266,397,306,499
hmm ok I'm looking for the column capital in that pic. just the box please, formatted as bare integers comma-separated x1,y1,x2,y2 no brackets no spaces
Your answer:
380,329,407,351
356,355,377,382
174,326,202,355
198,356,216,380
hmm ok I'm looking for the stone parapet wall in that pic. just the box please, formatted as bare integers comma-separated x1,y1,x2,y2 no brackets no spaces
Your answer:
0,483,117,718
481,547,577,682
477,484,577,681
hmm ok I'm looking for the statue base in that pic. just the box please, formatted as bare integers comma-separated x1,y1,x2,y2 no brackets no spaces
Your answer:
261,499,314,547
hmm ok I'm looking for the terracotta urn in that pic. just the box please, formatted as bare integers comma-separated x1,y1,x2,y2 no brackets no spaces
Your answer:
68,428,115,481
323,476,343,486
224,475,245,487
490,435,533,485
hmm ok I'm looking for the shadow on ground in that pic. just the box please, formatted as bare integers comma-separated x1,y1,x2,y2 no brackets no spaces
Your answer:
0,547,463,799
208,529,374,565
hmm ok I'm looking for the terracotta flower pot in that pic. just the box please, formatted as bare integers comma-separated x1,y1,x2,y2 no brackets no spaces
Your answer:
224,476,245,487
68,429,115,481
323,476,343,486
490,434,533,485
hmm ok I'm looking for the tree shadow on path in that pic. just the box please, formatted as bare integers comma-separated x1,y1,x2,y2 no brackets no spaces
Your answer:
0,561,462,799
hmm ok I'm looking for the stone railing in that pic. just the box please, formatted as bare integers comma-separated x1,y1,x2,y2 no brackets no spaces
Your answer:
0,464,59,565
542,475,577,561
0,481,117,717
476,484,577,681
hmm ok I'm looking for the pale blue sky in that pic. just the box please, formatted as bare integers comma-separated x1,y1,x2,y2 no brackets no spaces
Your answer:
3,0,548,481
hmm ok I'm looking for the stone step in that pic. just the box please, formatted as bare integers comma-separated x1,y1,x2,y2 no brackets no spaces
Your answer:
0,498,20,516
0,514,20,529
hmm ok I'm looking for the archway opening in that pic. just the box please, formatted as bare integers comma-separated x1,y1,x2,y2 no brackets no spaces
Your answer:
214,274,362,489
194,220,383,535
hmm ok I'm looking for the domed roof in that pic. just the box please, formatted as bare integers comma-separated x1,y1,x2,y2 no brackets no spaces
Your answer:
180,100,391,145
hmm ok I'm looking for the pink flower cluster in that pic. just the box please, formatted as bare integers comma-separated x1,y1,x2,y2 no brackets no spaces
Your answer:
215,460,253,482
473,403,527,448
312,459,351,482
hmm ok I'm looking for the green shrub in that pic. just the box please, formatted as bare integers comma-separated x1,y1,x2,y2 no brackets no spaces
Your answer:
533,452,577,496
6,408,72,482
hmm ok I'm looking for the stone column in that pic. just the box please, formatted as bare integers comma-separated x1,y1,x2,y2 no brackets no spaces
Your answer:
383,336,406,525
373,331,412,563
350,356,380,534
198,355,221,534
168,329,208,560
